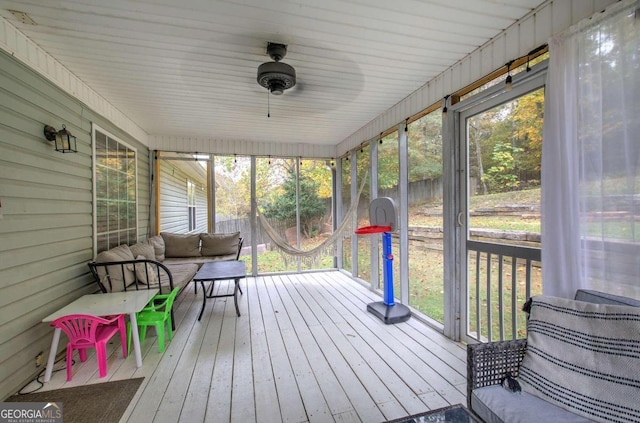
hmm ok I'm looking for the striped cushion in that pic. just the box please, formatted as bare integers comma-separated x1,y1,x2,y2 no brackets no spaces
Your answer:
519,295,640,423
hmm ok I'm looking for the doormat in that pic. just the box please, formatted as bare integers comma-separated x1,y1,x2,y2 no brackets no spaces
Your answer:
5,378,144,423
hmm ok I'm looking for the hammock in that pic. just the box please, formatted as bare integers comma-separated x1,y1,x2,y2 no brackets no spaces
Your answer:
256,176,367,266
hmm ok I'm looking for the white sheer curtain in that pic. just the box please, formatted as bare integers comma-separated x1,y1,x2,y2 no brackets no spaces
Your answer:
542,0,640,299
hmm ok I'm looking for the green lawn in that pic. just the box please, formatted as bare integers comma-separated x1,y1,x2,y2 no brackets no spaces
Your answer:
404,187,541,339
470,188,540,208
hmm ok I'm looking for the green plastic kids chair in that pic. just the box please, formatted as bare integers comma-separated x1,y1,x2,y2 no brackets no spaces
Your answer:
128,287,180,353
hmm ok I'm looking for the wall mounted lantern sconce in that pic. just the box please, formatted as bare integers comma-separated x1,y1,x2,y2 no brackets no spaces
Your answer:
44,124,77,153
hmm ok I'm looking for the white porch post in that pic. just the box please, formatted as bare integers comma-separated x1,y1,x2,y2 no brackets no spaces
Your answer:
443,100,461,341
370,140,379,291
335,159,343,269
398,123,409,304
350,151,358,278
250,156,257,277
208,156,215,233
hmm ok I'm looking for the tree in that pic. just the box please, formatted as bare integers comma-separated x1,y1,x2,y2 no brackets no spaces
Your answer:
214,156,251,219
482,142,524,192
262,170,327,238
408,112,443,182
378,134,399,190
467,88,544,194
300,160,332,198
512,89,544,178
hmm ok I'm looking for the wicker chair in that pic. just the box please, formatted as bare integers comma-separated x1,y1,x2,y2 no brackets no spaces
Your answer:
466,289,640,422
466,338,527,411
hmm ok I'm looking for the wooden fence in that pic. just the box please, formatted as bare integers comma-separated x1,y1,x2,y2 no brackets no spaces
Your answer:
215,217,291,247
379,178,443,206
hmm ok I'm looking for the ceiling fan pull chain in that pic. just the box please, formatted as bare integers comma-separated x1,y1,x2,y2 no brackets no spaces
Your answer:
267,89,270,118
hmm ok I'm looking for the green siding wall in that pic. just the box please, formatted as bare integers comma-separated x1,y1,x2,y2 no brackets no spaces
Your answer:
0,50,150,399
159,160,208,234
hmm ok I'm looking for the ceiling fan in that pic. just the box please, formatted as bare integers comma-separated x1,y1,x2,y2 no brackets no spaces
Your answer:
257,42,296,95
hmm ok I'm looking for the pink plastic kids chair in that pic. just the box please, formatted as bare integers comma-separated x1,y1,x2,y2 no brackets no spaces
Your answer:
51,313,127,381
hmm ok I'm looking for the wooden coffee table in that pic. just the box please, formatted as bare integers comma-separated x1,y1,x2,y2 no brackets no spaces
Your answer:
193,260,246,320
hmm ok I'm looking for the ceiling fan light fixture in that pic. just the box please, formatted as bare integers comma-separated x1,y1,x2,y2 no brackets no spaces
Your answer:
258,62,295,95
257,43,296,95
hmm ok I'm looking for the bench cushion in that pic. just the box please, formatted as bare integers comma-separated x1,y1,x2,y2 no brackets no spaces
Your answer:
161,232,201,258
519,295,640,422
158,263,199,290
163,255,237,267
471,386,594,423
575,289,640,307
200,232,240,256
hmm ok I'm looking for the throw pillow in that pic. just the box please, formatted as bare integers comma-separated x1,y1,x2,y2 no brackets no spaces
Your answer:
134,255,159,286
129,242,156,262
161,232,201,258
518,295,640,423
200,232,240,256
147,235,165,261
94,244,136,291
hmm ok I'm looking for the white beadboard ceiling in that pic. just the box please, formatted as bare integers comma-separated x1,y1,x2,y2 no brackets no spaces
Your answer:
0,0,546,147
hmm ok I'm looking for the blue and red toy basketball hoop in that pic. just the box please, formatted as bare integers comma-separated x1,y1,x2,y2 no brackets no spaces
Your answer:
355,197,411,324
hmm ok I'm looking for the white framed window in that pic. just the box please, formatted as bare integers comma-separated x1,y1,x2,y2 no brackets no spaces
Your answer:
93,124,138,254
187,180,197,232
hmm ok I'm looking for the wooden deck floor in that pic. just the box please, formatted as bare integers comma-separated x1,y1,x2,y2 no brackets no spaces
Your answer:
38,271,467,423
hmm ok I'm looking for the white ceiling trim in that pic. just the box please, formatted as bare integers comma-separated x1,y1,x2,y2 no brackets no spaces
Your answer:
0,15,149,145
149,134,336,159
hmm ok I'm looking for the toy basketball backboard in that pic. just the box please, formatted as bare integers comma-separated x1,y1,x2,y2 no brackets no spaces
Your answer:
369,197,397,231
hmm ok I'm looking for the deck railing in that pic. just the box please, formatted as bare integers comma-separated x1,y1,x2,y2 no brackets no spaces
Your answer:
466,240,541,343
